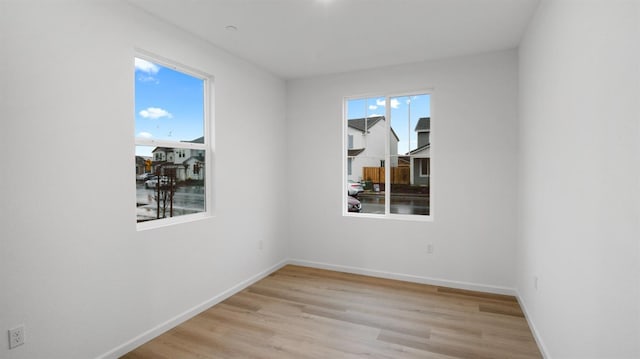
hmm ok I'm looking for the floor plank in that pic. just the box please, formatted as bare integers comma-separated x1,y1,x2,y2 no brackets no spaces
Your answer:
121,265,542,359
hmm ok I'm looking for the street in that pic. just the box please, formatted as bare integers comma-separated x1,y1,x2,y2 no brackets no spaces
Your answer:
137,183,429,221
358,194,430,215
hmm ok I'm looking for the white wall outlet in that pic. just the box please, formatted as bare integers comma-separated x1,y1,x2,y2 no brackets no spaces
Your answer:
258,239,263,250
533,276,538,290
8,325,25,349
427,243,434,254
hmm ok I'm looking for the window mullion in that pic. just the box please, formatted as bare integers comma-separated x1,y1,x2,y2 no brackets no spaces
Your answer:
385,96,391,215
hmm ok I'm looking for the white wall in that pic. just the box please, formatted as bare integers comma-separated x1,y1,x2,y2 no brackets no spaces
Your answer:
0,1,288,358
517,0,640,357
4,1,636,358
286,50,519,292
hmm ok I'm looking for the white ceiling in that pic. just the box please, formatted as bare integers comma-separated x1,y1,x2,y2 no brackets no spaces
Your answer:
127,0,540,79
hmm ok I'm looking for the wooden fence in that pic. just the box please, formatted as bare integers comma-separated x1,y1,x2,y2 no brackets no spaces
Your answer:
362,167,410,184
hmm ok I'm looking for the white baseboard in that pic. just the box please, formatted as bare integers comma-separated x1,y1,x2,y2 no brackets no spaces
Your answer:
288,259,517,296
96,259,289,359
99,258,532,359
515,291,550,359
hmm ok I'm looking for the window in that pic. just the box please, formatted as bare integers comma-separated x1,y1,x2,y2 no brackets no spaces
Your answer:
344,93,431,218
134,55,211,226
419,158,430,177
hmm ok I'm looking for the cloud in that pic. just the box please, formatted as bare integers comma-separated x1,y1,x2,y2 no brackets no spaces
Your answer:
137,75,159,84
368,113,382,118
137,131,153,138
139,107,172,119
368,105,377,110
135,58,160,74
372,98,400,108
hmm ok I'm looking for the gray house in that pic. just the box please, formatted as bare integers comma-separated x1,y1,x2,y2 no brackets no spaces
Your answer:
407,117,430,186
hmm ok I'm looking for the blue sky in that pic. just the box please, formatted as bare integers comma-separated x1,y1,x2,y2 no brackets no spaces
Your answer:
347,94,430,154
134,57,204,157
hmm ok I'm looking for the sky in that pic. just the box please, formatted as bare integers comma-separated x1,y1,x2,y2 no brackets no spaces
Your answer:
347,94,431,154
134,57,204,157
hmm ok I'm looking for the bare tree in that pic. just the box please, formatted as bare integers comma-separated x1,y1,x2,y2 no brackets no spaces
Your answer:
154,167,177,219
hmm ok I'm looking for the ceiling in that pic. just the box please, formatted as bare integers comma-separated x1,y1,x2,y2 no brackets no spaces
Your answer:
127,0,540,79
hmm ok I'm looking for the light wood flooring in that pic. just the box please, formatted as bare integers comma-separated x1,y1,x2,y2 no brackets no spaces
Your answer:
121,265,542,359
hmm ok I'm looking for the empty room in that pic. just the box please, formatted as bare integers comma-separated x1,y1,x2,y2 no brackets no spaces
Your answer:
1,0,638,358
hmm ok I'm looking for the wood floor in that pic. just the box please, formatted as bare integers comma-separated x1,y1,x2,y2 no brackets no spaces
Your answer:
121,265,542,359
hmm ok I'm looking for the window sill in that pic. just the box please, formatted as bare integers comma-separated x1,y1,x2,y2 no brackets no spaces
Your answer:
343,212,433,222
136,211,213,231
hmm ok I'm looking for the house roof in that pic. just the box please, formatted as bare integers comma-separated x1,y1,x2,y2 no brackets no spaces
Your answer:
415,117,430,132
348,116,384,132
407,143,430,155
182,136,204,144
390,127,400,142
348,116,400,141
348,148,365,157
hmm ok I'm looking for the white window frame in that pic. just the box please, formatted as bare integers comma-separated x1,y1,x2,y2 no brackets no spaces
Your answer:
134,51,214,230
343,90,433,221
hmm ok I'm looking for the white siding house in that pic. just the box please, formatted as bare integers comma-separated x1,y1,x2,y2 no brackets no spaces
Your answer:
347,116,399,182
151,137,206,181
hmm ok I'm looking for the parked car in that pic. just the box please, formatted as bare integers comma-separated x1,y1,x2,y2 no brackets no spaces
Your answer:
137,172,153,181
347,196,362,213
347,180,364,196
144,176,169,189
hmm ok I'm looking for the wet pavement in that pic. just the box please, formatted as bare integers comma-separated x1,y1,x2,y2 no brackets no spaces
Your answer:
137,183,429,221
136,183,205,221
357,193,429,215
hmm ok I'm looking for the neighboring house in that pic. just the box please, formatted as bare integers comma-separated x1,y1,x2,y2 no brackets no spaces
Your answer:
347,116,399,182
150,137,206,181
407,117,430,186
135,156,150,176
152,147,174,163
181,156,205,180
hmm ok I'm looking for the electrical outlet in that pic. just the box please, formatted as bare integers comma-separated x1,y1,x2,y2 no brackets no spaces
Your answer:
258,240,263,250
427,243,434,254
8,325,25,349
533,276,538,290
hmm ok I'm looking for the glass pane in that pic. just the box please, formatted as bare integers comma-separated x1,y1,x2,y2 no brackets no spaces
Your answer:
389,94,431,216
388,156,429,215
346,97,386,214
134,57,204,143
136,145,206,223
348,156,385,214
390,95,410,154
